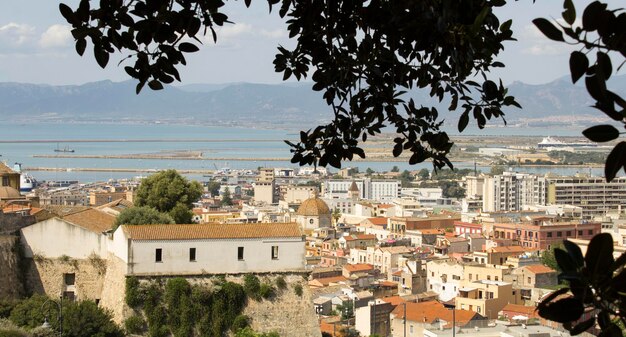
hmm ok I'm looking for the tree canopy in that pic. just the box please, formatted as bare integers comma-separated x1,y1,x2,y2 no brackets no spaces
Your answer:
59,0,519,170
114,206,175,229
135,170,202,223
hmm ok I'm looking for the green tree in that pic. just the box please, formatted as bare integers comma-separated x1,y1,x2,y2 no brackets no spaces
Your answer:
490,165,505,176
114,206,174,229
365,168,375,176
390,166,399,173
221,187,233,206
540,242,565,273
168,203,193,224
205,181,221,197
398,170,414,188
135,170,202,223
417,168,430,180
60,0,519,170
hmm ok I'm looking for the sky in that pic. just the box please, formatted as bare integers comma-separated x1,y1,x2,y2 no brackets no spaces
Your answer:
0,0,619,86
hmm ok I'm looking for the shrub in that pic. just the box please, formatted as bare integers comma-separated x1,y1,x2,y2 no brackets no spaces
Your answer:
124,315,146,335
0,301,18,319
9,294,48,329
259,284,275,300
243,275,261,301
125,276,142,308
231,314,250,333
275,276,287,290
294,284,303,297
0,330,26,337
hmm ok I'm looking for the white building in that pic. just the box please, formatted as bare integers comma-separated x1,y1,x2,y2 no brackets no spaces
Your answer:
110,222,305,275
482,172,546,212
322,178,400,201
426,259,464,301
20,209,115,259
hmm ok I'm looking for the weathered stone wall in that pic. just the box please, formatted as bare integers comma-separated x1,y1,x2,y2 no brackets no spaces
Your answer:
0,212,35,235
24,254,107,302
243,274,321,337
98,254,131,324
0,235,24,299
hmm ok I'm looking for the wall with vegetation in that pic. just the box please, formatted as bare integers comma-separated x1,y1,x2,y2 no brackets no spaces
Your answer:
0,236,24,299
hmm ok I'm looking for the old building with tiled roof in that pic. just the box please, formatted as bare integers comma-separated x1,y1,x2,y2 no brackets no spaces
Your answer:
112,222,305,275
295,192,332,231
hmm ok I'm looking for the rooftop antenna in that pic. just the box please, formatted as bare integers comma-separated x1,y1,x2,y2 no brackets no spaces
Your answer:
474,161,477,176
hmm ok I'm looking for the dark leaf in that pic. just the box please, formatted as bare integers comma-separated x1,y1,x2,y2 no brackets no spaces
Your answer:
583,1,605,31
178,42,199,53
562,0,576,25
532,18,565,42
458,112,469,133
596,52,612,80
537,297,584,323
94,47,109,68
582,124,619,143
568,317,595,335
605,142,626,182
569,51,588,84
75,39,87,56
563,240,585,269
59,3,76,24
611,251,626,272
555,248,577,272
585,233,614,278
148,80,164,90
598,323,623,337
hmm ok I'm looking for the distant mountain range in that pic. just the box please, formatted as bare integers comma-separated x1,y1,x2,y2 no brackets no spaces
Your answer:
1,75,624,128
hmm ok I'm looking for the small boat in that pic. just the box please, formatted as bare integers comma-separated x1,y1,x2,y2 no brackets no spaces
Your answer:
54,143,75,153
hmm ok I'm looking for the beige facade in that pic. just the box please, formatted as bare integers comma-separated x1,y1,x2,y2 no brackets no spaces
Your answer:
547,176,626,219
426,259,463,301
463,264,510,284
455,280,520,319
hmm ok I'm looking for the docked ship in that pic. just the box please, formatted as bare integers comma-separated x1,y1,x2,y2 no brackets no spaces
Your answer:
537,136,597,149
12,163,37,193
54,143,75,153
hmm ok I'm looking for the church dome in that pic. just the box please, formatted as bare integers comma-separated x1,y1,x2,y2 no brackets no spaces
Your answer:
296,197,331,216
0,186,21,199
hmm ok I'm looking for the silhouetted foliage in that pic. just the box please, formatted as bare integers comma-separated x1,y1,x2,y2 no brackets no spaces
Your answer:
533,1,626,182
60,0,519,170
114,206,174,230
537,234,626,336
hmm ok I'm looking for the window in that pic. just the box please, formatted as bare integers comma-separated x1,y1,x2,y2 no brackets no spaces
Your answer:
238,247,244,260
588,230,593,235
1,177,8,186
189,248,196,262
309,219,314,224
557,232,562,237
487,275,491,280
578,230,583,236
566,231,572,236
527,277,531,284
64,273,75,286
495,276,499,281
547,232,552,238
271,246,279,260
155,248,162,262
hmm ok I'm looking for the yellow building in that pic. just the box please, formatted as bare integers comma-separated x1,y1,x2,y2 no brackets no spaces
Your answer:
0,163,22,204
455,280,521,319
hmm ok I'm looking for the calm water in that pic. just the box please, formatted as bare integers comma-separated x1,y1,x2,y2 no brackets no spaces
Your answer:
0,122,604,182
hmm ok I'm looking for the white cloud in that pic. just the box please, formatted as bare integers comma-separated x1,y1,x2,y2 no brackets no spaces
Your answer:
39,24,71,48
260,29,286,39
218,23,253,39
0,23,36,45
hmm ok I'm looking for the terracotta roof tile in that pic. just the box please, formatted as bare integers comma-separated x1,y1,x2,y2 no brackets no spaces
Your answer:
44,205,90,217
367,217,389,226
377,204,394,209
489,245,528,253
382,296,406,306
63,208,116,233
0,163,17,174
123,222,302,240
344,233,377,241
501,303,537,317
343,263,374,273
523,265,556,274
391,301,479,325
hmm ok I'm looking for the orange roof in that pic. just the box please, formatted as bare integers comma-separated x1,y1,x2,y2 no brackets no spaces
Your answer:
2,204,31,213
391,301,479,325
523,265,556,274
0,163,17,174
123,222,302,240
501,303,538,317
343,263,374,273
309,276,349,286
367,217,389,226
378,281,397,287
392,270,403,276
63,208,116,233
344,233,377,241
382,296,406,306
378,204,394,209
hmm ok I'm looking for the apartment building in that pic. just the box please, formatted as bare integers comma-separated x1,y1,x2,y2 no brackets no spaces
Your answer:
482,172,546,212
546,175,626,219
455,280,520,319
322,178,400,200
426,259,463,301
253,168,276,205
493,218,601,250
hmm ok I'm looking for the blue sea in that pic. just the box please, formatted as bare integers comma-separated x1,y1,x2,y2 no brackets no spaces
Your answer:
0,122,604,183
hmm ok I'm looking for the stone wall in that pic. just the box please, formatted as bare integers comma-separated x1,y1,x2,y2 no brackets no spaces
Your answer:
98,255,131,324
0,235,24,299
25,254,107,302
0,212,35,235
